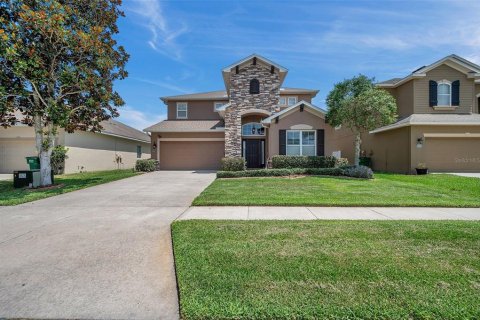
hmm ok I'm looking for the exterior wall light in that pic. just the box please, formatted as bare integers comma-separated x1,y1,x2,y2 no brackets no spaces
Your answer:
152,142,157,150
416,137,424,148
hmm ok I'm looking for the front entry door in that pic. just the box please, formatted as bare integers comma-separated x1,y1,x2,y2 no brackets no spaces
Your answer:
244,139,264,168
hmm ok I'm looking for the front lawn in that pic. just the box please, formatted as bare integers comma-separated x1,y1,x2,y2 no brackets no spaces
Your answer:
172,220,480,319
0,169,140,206
193,173,480,207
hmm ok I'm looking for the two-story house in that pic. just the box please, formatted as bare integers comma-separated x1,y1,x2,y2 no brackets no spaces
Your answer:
144,54,354,170
144,54,480,173
363,54,480,173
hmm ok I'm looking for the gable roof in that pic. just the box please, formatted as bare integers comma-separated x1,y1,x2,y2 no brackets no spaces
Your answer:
160,87,319,102
101,119,151,143
370,113,480,134
262,101,326,124
377,54,480,88
222,54,288,91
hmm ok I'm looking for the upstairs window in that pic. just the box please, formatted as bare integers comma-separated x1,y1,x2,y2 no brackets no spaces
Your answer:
242,123,265,136
287,97,297,106
250,79,260,94
437,80,451,106
176,102,188,119
279,97,287,105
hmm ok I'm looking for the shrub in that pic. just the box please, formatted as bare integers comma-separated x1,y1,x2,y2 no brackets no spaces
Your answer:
135,159,158,172
271,155,339,169
220,157,246,171
335,158,349,168
343,165,374,179
217,167,344,178
51,145,69,175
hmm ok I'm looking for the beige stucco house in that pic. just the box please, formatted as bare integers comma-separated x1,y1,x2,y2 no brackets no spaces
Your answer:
144,54,480,173
144,54,354,170
364,54,480,173
0,119,151,174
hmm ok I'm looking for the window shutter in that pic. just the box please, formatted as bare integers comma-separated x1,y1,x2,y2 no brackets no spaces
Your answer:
279,130,286,155
429,80,437,107
452,80,460,106
316,130,325,156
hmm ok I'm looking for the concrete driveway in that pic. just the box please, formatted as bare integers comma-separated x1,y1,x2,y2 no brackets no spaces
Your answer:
0,171,215,320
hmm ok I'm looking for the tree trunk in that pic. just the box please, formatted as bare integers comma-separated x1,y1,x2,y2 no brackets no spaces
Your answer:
354,132,361,166
33,114,54,186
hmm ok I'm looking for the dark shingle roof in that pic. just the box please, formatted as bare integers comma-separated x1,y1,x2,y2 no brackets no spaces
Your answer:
161,87,319,102
144,120,225,132
101,119,150,143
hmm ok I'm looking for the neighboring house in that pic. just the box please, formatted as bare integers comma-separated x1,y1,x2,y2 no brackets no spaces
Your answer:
363,54,480,173
0,119,151,174
144,54,354,170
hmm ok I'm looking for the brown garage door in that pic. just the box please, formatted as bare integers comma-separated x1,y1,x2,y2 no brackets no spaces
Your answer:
425,138,480,172
160,141,225,170
0,139,36,173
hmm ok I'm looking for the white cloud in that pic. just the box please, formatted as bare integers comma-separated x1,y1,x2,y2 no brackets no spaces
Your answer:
128,0,188,60
117,105,165,131
133,77,192,94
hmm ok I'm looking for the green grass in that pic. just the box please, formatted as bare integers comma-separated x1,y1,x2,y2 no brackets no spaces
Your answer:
172,220,480,320
0,169,140,206
193,173,480,207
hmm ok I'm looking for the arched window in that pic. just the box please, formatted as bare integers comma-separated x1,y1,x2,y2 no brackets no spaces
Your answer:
242,123,265,136
437,80,451,106
249,79,260,94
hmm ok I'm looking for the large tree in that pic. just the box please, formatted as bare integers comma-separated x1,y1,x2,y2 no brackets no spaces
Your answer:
0,0,128,186
326,75,397,166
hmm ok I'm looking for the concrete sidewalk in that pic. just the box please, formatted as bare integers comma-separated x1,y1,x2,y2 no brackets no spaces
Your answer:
178,206,480,220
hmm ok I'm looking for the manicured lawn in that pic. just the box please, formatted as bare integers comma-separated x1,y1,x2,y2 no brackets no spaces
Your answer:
193,173,480,207
0,169,140,206
172,220,480,320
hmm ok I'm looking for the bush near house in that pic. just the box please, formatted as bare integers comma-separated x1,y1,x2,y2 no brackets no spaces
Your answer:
50,145,69,175
220,157,246,171
343,165,374,179
135,159,158,172
271,155,347,169
217,167,344,178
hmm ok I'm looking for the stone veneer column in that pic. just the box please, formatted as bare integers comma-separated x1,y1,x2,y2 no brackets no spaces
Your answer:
225,63,281,157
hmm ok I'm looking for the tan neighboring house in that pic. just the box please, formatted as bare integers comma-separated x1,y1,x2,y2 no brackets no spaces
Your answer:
144,54,355,170
364,54,480,173
0,119,151,174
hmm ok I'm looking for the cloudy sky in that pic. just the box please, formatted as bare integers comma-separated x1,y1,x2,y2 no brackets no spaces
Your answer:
114,0,480,130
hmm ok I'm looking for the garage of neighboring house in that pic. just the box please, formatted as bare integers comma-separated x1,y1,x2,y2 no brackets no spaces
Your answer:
0,139,37,173
423,134,480,172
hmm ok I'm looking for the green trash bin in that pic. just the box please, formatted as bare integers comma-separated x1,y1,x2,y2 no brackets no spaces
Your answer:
26,156,40,170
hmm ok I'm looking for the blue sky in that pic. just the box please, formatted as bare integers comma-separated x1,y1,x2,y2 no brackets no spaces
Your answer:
114,0,480,130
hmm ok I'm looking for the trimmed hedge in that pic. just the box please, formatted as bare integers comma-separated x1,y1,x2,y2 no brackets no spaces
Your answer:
217,168,344,178
135,159,158,172
220,157,246,171
271,155,340,169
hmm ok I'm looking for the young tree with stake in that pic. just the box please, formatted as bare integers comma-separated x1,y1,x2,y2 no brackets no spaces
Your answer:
0,0,129,186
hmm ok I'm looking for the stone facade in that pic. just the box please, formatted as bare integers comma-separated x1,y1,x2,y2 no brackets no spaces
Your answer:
224,63,281,157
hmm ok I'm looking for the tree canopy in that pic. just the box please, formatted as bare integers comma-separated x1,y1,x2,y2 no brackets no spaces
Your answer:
326,74,397,165
0,0,129,185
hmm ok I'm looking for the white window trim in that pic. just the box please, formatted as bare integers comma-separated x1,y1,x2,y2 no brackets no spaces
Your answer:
279,97,287,105
287,96,298,106
286,130,316,156
437,80,452,107
214,102,225,112
242,122,265,136
176,102,188,119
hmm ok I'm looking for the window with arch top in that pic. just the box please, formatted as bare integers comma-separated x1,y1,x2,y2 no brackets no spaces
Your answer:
242,122,265,136
249,79,260,94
